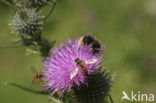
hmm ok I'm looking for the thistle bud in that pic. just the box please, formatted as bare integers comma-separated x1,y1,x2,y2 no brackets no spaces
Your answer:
10,8,43,36
72,71,113,103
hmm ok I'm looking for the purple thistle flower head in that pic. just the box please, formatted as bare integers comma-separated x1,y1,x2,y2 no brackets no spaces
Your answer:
42,37,105,96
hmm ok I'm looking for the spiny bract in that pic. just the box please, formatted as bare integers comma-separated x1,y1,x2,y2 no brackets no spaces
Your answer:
72,71,113,103
22,0,52,8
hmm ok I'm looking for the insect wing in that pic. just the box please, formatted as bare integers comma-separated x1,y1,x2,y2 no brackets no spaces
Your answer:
31,78,44,90
30,66,44,90
84,58,98,64
31,66,37,74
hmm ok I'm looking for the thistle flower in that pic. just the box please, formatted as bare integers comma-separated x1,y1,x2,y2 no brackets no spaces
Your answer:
10,8,43,35
43,38,105,96
22,0,52,8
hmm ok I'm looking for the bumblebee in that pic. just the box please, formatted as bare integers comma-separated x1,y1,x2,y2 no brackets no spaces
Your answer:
75,58,88,74
78,35,101,54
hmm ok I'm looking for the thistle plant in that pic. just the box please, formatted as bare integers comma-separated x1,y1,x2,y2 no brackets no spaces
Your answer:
5,0,56,57
1,0,114,103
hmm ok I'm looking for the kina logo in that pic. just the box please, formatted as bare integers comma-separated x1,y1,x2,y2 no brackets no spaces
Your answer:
121,91,155,102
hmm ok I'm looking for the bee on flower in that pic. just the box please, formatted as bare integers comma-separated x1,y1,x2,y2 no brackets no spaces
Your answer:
42,36,105,96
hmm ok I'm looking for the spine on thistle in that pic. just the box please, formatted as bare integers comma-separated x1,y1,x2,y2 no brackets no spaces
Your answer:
14,0,52,8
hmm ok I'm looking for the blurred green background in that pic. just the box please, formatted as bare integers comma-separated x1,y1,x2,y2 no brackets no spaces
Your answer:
0,0,156,103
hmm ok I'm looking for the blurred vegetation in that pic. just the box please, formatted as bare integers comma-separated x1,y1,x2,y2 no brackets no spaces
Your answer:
0,0,156,103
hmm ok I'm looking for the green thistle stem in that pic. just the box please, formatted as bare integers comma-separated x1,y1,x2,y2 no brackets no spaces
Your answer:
0,0,16,10
48,96,62,103
108,94,114,103
44,0,56,22
5,82,50,95
5,82,61,101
